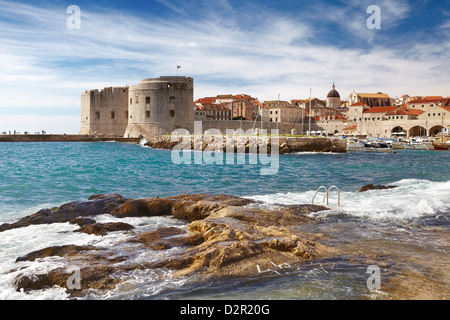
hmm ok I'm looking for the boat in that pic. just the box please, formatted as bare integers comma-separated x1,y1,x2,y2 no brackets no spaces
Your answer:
391,142,406,150
432,142,449,151
364,141,394,153
346,138,366,152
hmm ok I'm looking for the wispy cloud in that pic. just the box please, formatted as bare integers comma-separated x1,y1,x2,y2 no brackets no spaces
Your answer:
0,0,449,133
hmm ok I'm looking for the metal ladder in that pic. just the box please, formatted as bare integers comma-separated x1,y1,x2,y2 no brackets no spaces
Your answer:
312,185,341,207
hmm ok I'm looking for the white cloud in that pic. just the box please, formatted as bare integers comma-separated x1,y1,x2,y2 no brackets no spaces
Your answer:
0,0,449,133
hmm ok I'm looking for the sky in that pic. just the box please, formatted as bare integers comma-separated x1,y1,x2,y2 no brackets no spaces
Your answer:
0,0,450,133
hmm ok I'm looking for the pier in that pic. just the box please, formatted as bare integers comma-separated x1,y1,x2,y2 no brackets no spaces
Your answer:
0,134,141,143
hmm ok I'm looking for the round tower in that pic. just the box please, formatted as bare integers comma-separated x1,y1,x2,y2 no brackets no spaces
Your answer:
125,76,194,138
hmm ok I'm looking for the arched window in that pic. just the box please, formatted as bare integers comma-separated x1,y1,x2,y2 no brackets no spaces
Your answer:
146,97,150,104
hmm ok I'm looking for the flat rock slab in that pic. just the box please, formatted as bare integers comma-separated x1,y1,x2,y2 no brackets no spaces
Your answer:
6,193,335,297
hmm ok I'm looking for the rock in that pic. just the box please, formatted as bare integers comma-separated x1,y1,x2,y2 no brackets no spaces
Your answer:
15,245,96,262
14,264,124,295
9,193,336,297
132,227,204,250
358,184,398,192
170,194,254,222
144,203,334,277
70,217,97,227
75,222,135,236
112,198,173,218
0,194,129,233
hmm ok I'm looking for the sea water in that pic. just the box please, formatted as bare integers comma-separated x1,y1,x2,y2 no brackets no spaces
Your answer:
0,142,449,300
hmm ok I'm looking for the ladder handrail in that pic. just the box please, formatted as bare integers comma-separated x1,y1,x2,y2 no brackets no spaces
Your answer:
312,185,341,207
328,185,341,207
312,186,328,205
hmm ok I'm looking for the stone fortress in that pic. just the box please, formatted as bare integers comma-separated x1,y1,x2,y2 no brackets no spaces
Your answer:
80,76,194,138
80,76,449,139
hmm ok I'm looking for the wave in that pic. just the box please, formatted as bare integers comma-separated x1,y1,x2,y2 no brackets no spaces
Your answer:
248,179,450,221
0,214,184,300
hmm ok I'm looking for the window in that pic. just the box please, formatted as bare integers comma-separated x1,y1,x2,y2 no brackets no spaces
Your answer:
130,98,133,105
145,111,150,118
170,110,175,117
95,112,100,120
170,97,175,103
146,97,150,104
125,111,129,119
428,113,431,117
110,112,115,119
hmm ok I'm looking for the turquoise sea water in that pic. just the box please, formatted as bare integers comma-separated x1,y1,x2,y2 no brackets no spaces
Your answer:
0,142,449,300
1,142,449,220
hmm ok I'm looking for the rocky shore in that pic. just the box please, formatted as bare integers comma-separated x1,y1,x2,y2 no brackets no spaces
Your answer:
2,194,335,297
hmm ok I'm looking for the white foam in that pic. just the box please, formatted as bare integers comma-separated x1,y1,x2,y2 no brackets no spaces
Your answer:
248,179,450,221
0,223,97,300
0,214,187,300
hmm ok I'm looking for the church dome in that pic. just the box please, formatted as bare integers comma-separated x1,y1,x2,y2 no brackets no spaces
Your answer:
327,83,340,98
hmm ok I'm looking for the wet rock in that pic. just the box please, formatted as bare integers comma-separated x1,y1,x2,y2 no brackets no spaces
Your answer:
0,194,129,233
75,222,135,236
358,184,398,192
70,217,96,227
14,264,124,294
15,245,96,262
8,193,336,297
170,194,254,222
112,198,173,218
132,227,204,250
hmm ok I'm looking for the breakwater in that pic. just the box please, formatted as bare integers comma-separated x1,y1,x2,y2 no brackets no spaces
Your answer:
144,135,347,154
0,134,141,143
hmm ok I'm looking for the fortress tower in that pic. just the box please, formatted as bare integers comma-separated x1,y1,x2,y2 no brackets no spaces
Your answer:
79,76,194,138
125,76,194,137
79,87,129,136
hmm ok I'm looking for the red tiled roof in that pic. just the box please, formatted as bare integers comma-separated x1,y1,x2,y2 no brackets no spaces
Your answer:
350,102,367,107
196,97,217,104
344,125,357,130
408,98,446,105
407,109,425,115
385,109,424,116
363,106,397,114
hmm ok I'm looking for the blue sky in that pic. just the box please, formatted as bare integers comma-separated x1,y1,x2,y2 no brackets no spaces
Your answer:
1,0,450,133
